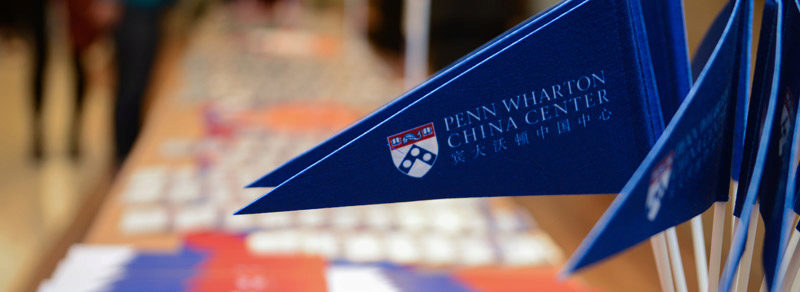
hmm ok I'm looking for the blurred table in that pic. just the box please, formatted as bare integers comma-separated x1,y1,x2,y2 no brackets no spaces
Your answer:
72,3,574,291
36,1,750,291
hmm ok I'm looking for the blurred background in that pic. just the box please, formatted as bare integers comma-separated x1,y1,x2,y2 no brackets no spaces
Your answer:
0,0,751,291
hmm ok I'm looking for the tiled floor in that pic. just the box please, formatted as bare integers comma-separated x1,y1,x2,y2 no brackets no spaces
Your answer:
0,21,114,292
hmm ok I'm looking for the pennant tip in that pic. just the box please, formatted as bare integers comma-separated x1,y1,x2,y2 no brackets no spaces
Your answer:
556,267,573,281
557,256,582,280
233,188,295,214
233,201,262,215
558,240,596,280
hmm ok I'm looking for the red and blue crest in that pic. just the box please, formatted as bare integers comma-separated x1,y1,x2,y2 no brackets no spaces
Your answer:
387,123,438,178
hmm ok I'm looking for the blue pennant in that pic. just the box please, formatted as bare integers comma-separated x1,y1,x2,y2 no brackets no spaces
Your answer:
245,0,587,188
561,0,752,275
237,0,674,214
246,0,691,189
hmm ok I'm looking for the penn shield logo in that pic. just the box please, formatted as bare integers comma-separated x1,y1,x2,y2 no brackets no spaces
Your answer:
387,123,438,178
646,152,674,221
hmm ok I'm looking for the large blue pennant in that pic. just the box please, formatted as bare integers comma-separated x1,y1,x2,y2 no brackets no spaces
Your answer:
760,0,800,289
561,0,750,275
245,0,585,188
237,0,666,214
247,0,691,189
720,1,784,291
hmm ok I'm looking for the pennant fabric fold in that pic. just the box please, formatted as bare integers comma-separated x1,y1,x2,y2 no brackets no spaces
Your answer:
735,0,800,290
561,0,751,275
733,0,779,220
639,0,691,121
237,0,671,214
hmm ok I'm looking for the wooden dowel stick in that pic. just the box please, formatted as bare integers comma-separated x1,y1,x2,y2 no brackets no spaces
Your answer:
733,205,759,292
666,228,689,292
652,232,676,292
690,215,709,292
776,216,799,290
781,228,800,291
709,202,727,292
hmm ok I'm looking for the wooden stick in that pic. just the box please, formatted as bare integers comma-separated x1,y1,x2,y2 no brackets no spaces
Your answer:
781,228,800,291
776,216,799,290
652,232,676,292
791,262,800,292
690,215,709,292
708,202,727,292
666,228,689,292
734,205,759,292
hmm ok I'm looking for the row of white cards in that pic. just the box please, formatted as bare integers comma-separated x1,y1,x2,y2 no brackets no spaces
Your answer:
121,190,532,235
245,229,559,267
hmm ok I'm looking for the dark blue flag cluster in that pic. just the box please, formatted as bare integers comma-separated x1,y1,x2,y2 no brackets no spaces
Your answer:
722,0,800,291
563,0,751,275
237,0,800,290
